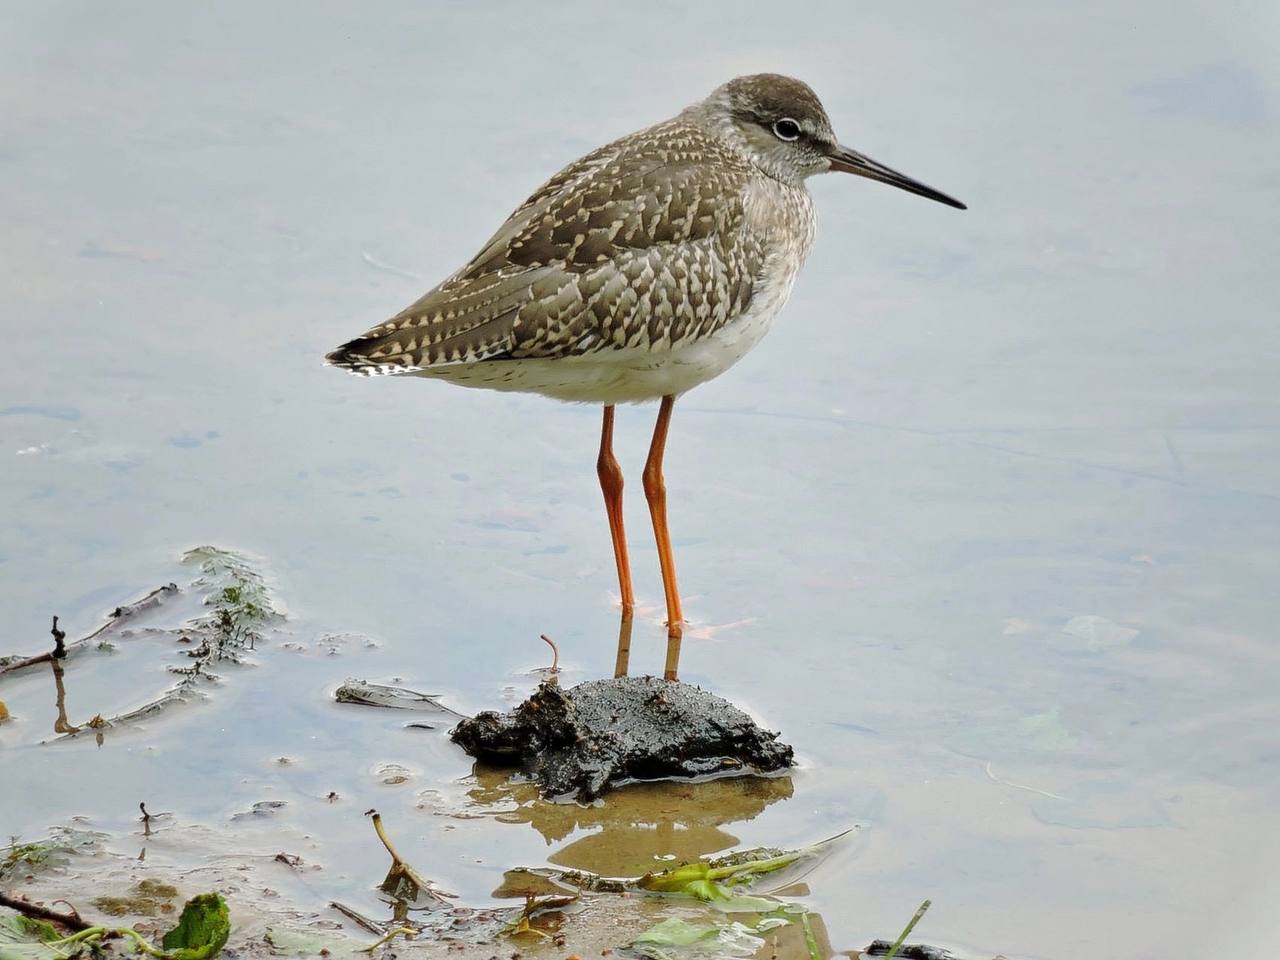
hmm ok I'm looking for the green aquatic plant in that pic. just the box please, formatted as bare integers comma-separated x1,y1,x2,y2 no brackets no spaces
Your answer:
0,912,72,960
159,894,230,960
92,880,180,918
181,546,281,659
1,831,104,883
507,829,853,905
638,831,850,903
17,893,231,960
628,915,785,960
882,899,931,960
0,843,53,882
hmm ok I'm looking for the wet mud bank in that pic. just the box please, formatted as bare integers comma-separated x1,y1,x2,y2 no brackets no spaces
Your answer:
451,675,794,801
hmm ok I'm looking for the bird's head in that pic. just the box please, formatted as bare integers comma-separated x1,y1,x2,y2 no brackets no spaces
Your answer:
693,73,965,209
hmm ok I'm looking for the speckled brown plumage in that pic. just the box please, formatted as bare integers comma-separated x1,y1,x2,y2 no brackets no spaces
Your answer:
326,72,964,404
326,117,769,375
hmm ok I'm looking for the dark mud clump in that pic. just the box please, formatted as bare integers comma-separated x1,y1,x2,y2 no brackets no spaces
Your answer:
450,676,793,801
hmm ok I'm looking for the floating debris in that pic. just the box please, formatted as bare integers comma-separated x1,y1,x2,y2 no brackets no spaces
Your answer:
0,547,285,746
509,829,853,902
92,879,179,917
333,680,466,718
365,810,456,906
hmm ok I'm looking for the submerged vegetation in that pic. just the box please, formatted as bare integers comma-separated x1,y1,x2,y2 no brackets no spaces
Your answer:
0,893,229,960
360,811,867,957
1,548,959,959
0,547,281,743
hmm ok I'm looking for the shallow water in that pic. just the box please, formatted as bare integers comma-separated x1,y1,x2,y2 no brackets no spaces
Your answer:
2,2,1279,957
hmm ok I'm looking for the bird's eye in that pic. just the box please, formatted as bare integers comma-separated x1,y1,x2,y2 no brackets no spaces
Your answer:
772,118,802,141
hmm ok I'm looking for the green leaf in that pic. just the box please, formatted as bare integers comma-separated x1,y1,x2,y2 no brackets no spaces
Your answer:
160,894,230,960
629,918,766,960
640,862,712,893
683,879,729,902
633,918,721,946
0,913,74,960
709,895,787,914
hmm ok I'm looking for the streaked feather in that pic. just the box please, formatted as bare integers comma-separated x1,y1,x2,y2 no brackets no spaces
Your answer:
325,117,769,376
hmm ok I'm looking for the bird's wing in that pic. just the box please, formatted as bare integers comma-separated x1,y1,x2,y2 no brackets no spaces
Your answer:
325,119,765,374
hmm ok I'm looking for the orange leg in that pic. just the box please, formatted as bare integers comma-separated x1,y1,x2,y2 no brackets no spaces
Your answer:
598,405,636,625
643,395,684,681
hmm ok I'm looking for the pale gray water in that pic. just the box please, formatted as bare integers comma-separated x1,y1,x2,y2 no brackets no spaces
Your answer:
2,2,1279,956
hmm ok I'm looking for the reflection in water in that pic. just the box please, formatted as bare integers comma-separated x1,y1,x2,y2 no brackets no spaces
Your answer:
468,767,793,877
475,768,843,959
613,614,633,679
49,657,105,746
51,660,107,746
50,660,106,747
51,661,79,735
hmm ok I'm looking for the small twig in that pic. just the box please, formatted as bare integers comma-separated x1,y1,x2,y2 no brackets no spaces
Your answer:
54,678,198,742
1,585,178,678
364,810,453,904
0,892,92,931
540,634,560,674
51,617,67,659
329,901,386,936
0,618,67,675
983,761,1068,801
883,899,931,960
365,810,409,871
359,926,415,953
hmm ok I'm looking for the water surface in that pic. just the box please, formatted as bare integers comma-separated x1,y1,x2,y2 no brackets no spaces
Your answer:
2,2,1279,957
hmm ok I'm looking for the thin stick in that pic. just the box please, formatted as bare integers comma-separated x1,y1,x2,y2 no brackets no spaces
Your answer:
359,927,415,953
883,899,931,960
1,585,178,678
365,810,452,903
0,892,91,932
540,634,560,674
51,618,67,658
983,761,1068,801
329,902,386,936
0,619,67,676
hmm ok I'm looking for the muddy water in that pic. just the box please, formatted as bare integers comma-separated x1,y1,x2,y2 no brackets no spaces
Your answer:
3,3,1280,957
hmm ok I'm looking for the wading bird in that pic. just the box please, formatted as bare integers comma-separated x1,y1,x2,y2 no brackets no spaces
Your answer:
326,74,964,680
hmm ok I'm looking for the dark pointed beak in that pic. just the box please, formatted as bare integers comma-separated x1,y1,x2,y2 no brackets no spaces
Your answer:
829,144,966,210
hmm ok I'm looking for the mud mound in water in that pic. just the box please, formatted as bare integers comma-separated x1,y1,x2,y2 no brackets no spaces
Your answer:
451,676,793,801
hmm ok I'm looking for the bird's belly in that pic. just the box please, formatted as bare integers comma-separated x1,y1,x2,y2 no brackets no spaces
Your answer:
414,297,782,404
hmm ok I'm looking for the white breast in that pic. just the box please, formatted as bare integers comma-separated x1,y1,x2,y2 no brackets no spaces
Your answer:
416,180,817,405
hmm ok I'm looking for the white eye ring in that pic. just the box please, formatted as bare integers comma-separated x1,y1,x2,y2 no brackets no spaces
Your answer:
772,118,802,141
